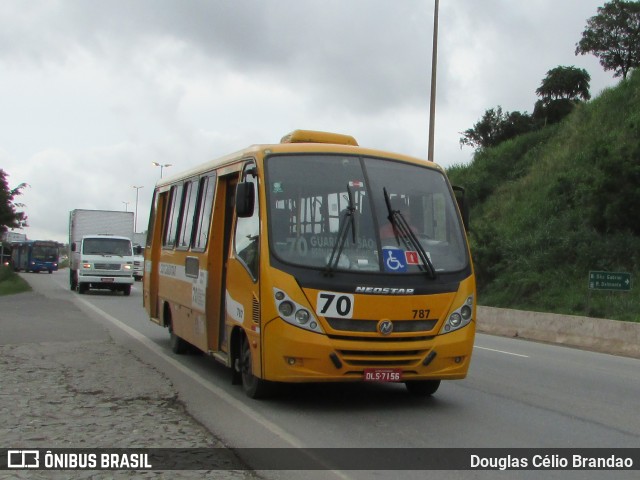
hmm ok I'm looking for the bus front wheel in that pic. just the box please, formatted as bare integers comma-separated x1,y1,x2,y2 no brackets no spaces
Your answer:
240,335,272,399
405,380,441,396
168,320,188,355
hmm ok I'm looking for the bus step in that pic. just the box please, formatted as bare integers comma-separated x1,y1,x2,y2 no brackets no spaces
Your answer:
212,351,230,367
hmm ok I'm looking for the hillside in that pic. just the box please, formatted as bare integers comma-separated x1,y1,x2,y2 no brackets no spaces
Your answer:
447,69,640,322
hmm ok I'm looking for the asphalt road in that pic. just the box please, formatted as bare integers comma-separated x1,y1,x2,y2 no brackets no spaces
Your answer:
9,270,640,479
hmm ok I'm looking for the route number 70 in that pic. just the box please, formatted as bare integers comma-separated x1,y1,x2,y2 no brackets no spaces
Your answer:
316,292,354,319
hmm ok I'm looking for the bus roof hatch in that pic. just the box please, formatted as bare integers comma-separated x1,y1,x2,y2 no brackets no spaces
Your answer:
280,130,359,146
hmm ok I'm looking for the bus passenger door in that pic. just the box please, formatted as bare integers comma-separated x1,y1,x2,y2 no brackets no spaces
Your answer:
205,174,236,353
145,190,166,321
223,162,262,379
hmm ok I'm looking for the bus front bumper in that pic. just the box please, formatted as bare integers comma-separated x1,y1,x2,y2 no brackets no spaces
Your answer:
262,318,475,383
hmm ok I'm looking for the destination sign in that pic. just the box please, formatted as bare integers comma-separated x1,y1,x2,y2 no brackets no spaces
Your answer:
588,271,631,291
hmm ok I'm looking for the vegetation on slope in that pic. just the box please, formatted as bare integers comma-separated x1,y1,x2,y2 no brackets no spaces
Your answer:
448,70,640,322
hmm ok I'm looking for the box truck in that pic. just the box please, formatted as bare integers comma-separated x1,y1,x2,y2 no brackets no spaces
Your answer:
69,209,135,295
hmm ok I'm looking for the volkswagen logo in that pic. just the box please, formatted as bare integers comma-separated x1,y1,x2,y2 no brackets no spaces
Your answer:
377,319,394,335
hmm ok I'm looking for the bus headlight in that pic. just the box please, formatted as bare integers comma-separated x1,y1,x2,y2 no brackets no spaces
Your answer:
295,309,310,325
279,301,295,317
273,288,324,334
449,313,462,328
461,304,472,321
440,295,474,334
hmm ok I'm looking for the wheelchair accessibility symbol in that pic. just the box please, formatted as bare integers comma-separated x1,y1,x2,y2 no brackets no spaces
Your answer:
383,247,407,273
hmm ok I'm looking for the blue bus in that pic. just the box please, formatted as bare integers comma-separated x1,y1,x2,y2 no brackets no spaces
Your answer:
12,240,60,273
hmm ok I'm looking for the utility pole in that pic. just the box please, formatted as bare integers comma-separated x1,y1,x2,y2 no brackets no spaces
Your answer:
132,186,143,233
428,0,439,162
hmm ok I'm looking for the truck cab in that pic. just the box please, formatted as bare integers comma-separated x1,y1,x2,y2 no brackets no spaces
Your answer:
70,234,135,295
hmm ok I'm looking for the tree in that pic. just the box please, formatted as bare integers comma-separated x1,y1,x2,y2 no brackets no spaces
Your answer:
0,169,28,236
535,66,591,102
576,0,640,80
459,106,533,150
534,66,591,125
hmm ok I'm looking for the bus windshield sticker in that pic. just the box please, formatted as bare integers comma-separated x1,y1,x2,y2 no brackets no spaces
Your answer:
272,182,284,193
382,247,407,273
405,251,420,265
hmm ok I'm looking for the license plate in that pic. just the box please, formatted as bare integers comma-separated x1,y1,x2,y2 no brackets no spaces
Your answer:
101,278,115,283
363,368,403,382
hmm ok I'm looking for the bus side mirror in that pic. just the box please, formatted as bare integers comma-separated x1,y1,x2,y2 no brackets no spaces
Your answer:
235,182,255,218
71,243,77,252
134,245,143,255
452,186,470,231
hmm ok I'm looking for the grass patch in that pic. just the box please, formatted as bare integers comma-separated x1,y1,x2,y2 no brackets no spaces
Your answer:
0,266,32,296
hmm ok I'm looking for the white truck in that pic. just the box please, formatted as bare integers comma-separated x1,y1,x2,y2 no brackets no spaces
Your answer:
68,209,136,296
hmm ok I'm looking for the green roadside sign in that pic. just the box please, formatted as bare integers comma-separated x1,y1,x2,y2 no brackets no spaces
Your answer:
588,271,631,291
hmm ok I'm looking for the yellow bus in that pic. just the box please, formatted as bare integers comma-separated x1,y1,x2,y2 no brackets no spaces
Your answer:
143,130,475,398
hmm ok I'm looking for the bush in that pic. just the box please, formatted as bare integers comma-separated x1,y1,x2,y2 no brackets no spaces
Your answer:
0,266,31,296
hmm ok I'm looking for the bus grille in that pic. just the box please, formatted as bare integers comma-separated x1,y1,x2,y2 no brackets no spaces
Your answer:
337,348,429,367
94,263,121,271
326,317,437,333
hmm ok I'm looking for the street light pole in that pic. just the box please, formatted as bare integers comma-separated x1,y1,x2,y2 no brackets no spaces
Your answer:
152,162,172,178
132,185,143,233
428,0,439,162
122,201,129,212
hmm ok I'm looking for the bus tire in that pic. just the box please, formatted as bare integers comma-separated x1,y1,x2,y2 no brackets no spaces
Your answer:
240,335,272,399
70,271,77,291
167,312,188,355
169,330,188,354
405,380,440,396
122,285,131,296
78,283,88,294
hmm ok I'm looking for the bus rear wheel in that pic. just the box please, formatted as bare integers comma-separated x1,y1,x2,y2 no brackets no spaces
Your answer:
240,335,272,399
405,380,441,396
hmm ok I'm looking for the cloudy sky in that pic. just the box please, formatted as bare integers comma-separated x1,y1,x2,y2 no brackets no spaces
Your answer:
1,0,621,244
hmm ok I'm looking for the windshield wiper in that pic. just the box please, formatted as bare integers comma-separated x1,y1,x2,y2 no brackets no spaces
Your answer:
325,185,357,275
383,187,436,279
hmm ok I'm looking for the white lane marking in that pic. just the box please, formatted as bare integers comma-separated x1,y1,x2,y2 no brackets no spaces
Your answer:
474,345,529,358
74,296,352,480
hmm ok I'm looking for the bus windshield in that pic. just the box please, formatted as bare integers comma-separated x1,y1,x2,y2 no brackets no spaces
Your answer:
266,154,468,274
32,245,59,261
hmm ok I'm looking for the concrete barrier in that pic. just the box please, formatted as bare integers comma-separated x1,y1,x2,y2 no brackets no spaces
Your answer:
477,306,640,359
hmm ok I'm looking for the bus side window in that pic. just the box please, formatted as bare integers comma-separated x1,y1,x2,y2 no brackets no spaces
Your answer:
177,180,199,250
192,174,216,251
163,184,183,248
